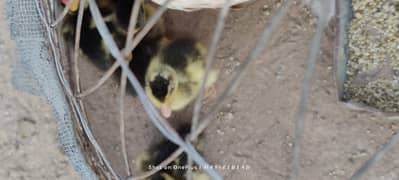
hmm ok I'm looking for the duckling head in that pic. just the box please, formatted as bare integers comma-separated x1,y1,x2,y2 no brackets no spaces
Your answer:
145,61,178,118
145,38,212,118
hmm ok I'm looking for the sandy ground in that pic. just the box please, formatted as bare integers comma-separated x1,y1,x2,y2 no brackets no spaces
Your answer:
2,0,399,180
0,1,78,179
76,0,399,179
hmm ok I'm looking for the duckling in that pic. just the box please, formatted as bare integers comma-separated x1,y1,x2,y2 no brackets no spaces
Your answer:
145,38,218,118
61,0,219,112
136,123,210,180
61,0,129,69
61,0,165,85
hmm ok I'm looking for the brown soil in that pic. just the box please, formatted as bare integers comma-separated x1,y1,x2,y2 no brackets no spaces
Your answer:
3,0,399,180
78,1,399,179
0,0,78,179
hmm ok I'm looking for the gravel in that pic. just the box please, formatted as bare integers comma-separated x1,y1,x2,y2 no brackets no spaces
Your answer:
345,0,399,112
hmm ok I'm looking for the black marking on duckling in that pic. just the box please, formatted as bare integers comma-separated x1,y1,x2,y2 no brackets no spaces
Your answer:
162,38,201,70
149,75,170,102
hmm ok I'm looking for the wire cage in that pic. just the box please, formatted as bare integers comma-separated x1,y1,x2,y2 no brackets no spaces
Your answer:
6,0,399,180
35,0,267,179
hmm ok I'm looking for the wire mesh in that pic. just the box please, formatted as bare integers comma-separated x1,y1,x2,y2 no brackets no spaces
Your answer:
16,0,399,179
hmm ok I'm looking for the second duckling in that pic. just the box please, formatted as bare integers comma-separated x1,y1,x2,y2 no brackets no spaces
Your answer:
135,123,210,180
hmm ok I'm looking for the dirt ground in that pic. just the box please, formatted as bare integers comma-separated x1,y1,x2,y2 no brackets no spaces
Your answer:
2,0,399,180
0,0,78,179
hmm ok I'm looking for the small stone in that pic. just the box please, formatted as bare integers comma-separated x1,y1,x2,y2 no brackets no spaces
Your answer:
226,103,232,108
216,129,224,135
17,117,36,139
275,2,281,8
287,142,293,147
262,5,269,11
226,112,234,120
262,5,271,16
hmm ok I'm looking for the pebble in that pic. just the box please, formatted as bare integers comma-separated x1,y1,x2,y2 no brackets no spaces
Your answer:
287,142,293,147
17,118,36,139
231,127,236,132
216,129,225,135
226,112,234,120
262,4,271,16
218,150,225,154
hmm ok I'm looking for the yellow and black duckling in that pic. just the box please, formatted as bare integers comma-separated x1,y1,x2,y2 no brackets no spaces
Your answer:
61,0,218,117
136,123,209,180
145,38,218,118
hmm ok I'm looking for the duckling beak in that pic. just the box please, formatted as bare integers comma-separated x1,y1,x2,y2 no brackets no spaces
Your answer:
160,103,172,118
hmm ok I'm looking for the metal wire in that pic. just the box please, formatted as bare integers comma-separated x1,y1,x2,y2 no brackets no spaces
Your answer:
87,0,222,179
124,0,142,54
119,0,142,176
40,1,399,180
128,148,185,180
290,2,332,179
143,0,294,178
72,0,85,94
50,0,75,27
71,0,89,124
87,0,177,154
119,71,131,176
350,130,399,180
76,62,120,98
188,0,233,179
191,0,233,134
289,17,326,180
123,0,172,55
35,0,120,179
192,0,294,140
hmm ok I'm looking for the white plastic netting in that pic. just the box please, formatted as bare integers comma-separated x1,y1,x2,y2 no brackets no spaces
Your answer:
6,0,97,179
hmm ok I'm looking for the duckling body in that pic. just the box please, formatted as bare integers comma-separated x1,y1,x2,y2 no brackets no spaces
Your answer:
136,123,209,180
145,38,218,117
